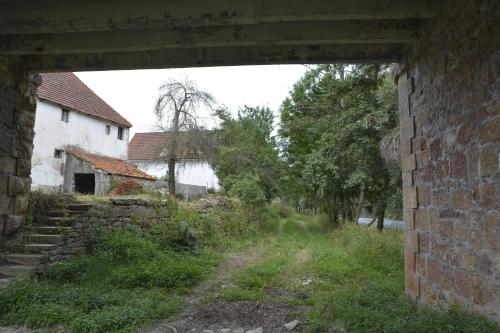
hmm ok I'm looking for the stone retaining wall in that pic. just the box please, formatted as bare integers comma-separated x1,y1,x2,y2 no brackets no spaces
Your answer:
36,198,169,272
398,0,499,322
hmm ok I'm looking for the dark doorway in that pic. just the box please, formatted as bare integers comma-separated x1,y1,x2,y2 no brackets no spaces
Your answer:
74,173,95,194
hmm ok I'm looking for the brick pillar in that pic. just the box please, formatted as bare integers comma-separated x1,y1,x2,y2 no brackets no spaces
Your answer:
0,59,39,239
398,0,500,323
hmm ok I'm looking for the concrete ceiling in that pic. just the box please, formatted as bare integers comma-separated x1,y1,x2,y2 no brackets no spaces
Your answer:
0,0,445,71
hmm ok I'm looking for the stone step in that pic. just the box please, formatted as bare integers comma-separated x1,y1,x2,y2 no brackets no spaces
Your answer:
23,234,64,244
23,243,57,254
26,226,72,235
0,254,44,266
68,203,94,212
0,265,34,278
47,210,82,218
44,217,76,226
0,278,11,288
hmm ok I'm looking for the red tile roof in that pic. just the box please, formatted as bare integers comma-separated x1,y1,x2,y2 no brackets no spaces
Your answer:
128,131,216,161
128,132,167,160
37,72,132,127
71,151,155,180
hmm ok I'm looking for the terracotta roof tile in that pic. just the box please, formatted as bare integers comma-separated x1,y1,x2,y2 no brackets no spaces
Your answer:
37,72,132,127
128,131,216,161
71,151,155,180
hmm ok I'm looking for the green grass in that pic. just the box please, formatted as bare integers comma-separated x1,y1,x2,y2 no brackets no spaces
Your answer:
0,231,220,333
214,213,499,333
1,207,498,333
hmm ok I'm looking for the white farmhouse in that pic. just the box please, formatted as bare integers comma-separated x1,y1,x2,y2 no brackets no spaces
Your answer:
31,72,143,193
128,132,221,191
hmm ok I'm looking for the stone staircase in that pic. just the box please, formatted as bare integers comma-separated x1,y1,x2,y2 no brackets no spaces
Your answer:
0,203,93,287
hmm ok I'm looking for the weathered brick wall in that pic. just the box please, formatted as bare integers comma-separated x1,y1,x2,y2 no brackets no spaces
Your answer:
0,60,39,240
398,0,500,322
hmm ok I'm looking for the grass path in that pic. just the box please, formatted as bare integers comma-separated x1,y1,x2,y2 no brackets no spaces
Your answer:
153,214,499,333
1,212,498,333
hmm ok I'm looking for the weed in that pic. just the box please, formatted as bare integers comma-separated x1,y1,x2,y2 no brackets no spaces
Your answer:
0,231,219,333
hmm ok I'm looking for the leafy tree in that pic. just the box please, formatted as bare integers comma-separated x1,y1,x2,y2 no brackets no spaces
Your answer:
153,78,215,195
279,64,400,228
213,106,282,210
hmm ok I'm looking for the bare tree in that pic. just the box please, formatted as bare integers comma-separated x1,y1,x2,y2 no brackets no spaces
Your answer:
154,77,215,195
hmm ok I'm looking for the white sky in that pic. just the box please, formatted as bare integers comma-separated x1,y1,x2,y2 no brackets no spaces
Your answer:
75,65,307,139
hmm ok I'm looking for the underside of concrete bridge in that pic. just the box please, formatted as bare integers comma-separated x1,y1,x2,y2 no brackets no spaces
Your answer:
0,0,444,70
0,0,498,324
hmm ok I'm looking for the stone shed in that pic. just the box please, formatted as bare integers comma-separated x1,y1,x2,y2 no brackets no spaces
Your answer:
63,151,155,195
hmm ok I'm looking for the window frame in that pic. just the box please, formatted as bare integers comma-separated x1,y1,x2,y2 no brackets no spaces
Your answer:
61,109,69,123
105,124,111,135
54,149,64,159
117,126,124,140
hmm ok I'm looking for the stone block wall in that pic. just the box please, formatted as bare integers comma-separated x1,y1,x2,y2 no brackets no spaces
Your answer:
0,60,39,240
37,198,169,271
398,0,500,322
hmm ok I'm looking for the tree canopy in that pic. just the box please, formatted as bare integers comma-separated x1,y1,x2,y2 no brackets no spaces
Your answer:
279,64,401,227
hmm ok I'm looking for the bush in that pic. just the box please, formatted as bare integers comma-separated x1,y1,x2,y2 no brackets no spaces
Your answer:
27,191,74,224
228,174,266,209
228,174,269,225
148,202,199,250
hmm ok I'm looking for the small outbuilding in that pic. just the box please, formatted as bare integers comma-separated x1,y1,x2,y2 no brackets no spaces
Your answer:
63,151,155,196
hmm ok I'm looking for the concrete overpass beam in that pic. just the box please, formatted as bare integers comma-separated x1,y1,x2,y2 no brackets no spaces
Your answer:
19,44,405,72
0,0,443,34
0,20,419,56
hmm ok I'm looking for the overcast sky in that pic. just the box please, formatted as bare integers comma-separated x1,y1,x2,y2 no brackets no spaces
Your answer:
75,65,307,139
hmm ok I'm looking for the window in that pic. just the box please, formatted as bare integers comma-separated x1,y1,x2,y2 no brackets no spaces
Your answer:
54,149,64,159
117,126,124,140
61,109,69,122
105,125,111,135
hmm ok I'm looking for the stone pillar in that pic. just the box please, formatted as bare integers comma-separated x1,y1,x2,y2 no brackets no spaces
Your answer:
398,0,499,323
0,58,39,238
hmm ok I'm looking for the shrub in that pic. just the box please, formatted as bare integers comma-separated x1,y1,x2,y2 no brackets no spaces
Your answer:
148,203,199,250
228,174,269,225
149,220,198,251
229,174,266,209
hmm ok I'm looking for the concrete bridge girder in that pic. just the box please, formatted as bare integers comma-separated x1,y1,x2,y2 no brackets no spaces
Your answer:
0,0,441,34
0,0,442,70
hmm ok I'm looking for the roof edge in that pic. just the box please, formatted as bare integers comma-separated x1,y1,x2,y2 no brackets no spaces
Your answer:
37,97,132,128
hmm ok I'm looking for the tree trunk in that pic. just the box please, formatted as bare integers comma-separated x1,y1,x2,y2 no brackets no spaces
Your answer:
167,158,176,195
167,108,180,196
326,192,338,227
354,182,366,224
345,197,353,223
376,169,390,231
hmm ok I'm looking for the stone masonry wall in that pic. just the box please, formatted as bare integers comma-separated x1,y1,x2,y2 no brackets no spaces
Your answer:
398,0,500,322
0,60,39,241
36,198,169,271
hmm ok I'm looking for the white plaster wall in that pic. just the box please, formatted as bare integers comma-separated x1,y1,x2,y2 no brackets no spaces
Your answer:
132,160,220,190
31,99,129,188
